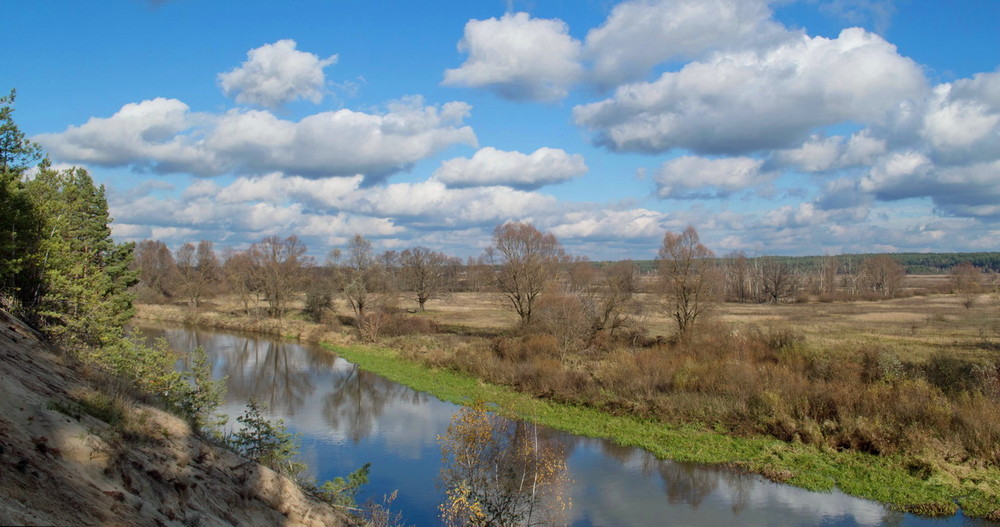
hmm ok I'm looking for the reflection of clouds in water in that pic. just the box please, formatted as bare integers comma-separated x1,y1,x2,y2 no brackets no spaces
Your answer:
561,434,894,527
742,482,893,526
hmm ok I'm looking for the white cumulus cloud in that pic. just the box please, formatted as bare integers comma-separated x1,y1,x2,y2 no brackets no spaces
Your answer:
653,155,773,199
218,39,337,108
776,130,887,173
37,96,477,181
574,28,926,155
584,0,792,88
443,12,582,102
433,147,587,189
920,70,1000,161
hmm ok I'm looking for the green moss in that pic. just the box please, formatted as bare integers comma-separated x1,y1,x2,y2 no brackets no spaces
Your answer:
328,342,994,519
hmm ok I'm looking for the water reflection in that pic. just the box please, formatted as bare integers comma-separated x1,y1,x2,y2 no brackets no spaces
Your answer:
324,364,428,443
132,322,991,527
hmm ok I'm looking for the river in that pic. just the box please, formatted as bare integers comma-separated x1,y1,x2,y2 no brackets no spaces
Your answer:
132,321,989,527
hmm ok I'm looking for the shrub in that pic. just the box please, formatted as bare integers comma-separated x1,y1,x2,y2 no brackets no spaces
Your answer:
312,463,371,507
924,353,996,396
861,348,904,383
304,286,334,323
230,398,304,476
173,347,227,431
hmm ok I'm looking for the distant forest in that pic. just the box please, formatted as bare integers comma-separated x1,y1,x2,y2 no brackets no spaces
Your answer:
630,252,1000,275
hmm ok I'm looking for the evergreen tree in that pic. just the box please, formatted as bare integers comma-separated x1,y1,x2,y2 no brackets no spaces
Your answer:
0,89,43,308
24,165,137,346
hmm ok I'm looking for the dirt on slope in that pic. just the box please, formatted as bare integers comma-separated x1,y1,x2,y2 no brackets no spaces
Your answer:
0,308,355,527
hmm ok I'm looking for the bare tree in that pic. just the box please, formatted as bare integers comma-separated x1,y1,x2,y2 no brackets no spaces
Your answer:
338,234,382,319
657,226,716,336
722,250,752,303
131,239,179,303
818,255,839,296
484,222,564,328
759,256,798,303
176,240,221,308
251,235,309,318
223,248,263,317
859,255,904,297
951,262,982,308
585,260,641,342
400,246,450,311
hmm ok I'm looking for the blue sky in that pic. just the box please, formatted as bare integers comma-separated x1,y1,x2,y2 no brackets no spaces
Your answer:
5,0,1000,260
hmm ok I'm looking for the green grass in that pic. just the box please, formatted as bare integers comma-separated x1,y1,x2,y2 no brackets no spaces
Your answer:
327,342,1000,519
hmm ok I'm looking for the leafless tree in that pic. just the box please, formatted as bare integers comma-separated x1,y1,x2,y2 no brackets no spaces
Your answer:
584,260,642,342
657,226,716,336
819,255,839,295
338,234,382,319
131,239,179,303
950,262,982,308
400,246,450,311
176,240,221,308
759,256,798,303
859,255,904,297
722,250,753,303
223,248,264,317
484,222,564,328
250,235,310,318
840,256,861,296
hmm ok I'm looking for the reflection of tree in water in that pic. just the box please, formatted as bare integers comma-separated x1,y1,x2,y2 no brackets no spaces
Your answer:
438,404,571,527
322,363,426,443
659,462,720,509
219,338,316,416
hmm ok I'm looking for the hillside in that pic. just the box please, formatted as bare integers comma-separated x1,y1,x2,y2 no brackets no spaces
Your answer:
0,307,354,527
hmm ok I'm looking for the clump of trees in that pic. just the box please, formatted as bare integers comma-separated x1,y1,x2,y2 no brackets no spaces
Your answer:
0,90,136,347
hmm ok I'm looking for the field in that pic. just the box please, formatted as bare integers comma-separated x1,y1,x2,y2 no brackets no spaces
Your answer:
408,276,1000,362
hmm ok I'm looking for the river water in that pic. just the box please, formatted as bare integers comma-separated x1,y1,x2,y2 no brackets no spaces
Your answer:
132,321,989,527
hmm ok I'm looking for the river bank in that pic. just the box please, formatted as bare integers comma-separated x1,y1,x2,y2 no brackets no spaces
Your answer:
0,307,356,527
133,303,1000,521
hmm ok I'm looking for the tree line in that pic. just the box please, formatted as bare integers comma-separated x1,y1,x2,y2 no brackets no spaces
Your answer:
130,217,992,345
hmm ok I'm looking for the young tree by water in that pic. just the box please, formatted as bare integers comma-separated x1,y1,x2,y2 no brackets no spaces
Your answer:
438,403,571,527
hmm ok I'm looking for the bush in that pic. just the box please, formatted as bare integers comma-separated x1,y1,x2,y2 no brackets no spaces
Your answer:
312,463,371,507
230,398,304,476
304,286,334,323
173,347,227,431
924,353,997,396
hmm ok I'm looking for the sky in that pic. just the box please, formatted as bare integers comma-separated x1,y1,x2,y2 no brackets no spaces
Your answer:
5,0,1000,260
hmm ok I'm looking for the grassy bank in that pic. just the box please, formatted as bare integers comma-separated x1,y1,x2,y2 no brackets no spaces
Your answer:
330,341,999,520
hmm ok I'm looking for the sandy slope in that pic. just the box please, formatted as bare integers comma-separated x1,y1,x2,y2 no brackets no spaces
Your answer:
0,308,354,527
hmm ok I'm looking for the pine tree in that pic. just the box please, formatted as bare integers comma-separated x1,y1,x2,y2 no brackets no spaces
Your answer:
25,165,137,346
0,89,43,308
